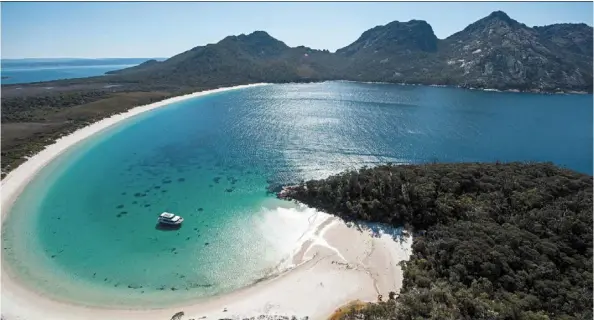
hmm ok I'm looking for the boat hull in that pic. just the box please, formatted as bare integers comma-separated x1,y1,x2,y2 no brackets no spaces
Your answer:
157,218,184,225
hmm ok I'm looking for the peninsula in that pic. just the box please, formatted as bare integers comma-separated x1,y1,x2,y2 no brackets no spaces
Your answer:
284,162,593,319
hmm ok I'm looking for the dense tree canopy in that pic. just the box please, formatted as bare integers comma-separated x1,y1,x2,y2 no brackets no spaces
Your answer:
1,91,110,123
286,162,593,320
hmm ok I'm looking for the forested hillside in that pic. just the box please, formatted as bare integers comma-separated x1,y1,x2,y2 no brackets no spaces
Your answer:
285,162,593,319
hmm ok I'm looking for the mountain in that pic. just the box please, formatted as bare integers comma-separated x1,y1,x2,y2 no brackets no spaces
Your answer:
73,11,594,92
108,31,342,87
336,19,439,56
534,23,593,57
438,11,593,91
334,11,593,91
334,20,443,83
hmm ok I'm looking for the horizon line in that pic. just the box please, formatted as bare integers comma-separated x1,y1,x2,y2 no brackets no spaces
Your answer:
1,57,169,61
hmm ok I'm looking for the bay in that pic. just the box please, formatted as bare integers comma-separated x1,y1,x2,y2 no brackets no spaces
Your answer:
2,81,591,307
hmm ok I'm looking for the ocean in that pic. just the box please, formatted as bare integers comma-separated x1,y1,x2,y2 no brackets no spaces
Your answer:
0,58,162,84
2,81,592,307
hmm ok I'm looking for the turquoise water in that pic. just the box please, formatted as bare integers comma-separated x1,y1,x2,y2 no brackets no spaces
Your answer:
2,82,592,307
1,58,159,84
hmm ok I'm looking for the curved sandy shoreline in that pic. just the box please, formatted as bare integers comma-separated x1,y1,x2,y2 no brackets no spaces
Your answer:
1,83,412,320
1,83,270,213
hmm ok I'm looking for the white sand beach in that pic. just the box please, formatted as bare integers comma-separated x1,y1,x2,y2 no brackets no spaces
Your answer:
1,83,413,320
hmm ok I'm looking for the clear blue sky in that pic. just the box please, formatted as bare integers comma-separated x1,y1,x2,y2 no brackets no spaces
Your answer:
2,2,592,59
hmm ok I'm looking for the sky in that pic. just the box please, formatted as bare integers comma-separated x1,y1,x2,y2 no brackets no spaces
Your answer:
2,2,593,59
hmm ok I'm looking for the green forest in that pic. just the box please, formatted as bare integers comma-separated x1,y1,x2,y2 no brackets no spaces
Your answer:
285,162,592,320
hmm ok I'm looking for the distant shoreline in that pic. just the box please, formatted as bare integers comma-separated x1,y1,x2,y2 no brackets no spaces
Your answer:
335,80,590,95
2,75,591,96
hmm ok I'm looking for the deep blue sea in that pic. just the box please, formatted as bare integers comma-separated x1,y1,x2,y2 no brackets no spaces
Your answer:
1,58,163,84
2,81,592,307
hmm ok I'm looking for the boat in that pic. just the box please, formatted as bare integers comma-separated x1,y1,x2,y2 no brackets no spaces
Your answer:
157,212,184,225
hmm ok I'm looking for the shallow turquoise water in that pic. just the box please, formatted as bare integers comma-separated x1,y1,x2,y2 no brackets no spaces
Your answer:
2,82,592,306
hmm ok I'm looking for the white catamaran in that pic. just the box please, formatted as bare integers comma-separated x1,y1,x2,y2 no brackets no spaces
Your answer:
157,212,184,226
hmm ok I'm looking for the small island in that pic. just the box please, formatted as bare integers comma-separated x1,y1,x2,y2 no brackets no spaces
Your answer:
282,162,593,319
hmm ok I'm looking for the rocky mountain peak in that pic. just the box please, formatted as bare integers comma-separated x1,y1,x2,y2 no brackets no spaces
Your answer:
446,10,530,44
337,19,438,56
485,10,513,23
215,30,289,59
220,31,285,46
